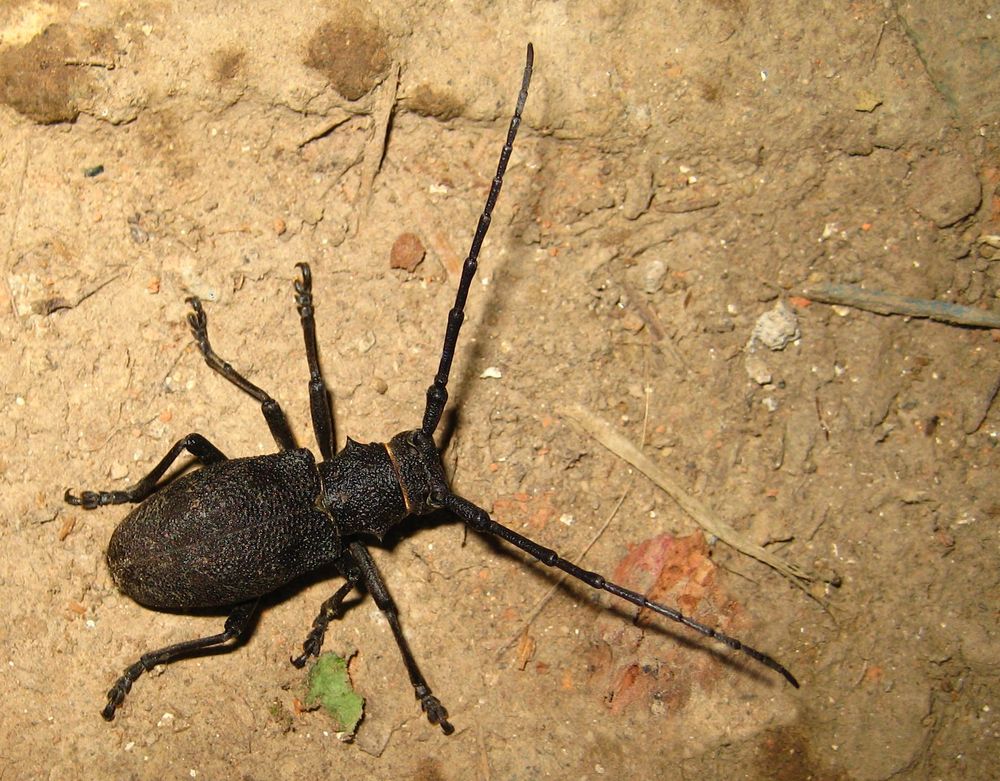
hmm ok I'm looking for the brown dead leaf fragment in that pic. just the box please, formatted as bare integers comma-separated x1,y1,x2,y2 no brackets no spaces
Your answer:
58,515,76,541
606,662,664,716
589,533,738,714
609,533,727,628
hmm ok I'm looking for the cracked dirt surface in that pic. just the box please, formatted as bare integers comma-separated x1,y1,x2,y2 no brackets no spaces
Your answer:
2,1,998,779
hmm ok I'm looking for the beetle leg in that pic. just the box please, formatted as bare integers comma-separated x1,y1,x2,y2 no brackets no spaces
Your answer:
445,492,800,689
293,263,336,461
65,433,226,509
101,600,258,720
347,542,455,735
291,568,360,668
186,296,297,451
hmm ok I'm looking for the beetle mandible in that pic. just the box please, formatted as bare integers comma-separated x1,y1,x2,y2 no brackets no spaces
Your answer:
65,44,798,735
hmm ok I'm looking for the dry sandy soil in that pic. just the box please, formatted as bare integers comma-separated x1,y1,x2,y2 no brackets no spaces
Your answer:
1,1,998,779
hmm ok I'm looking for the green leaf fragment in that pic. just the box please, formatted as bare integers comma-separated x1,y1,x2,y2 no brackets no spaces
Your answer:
306,651,365,734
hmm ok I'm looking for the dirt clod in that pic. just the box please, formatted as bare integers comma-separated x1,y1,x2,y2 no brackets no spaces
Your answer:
0,25,85,123
304,14,392,101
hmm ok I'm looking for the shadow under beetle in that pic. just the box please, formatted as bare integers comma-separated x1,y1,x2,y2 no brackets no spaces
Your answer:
65,44,798,735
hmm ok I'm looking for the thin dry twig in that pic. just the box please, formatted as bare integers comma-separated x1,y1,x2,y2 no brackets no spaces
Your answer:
801,282,1000,329
296,109,353,149
871,19,889,62
556,403,819,587
360,62,400,209
5,138,31,321
476,721,491,781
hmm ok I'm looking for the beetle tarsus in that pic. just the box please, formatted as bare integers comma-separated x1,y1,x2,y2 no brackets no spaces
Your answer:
417,688,454,735
100,602,258,720
102,661,142,720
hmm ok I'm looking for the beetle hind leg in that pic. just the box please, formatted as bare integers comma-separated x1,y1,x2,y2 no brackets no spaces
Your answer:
102,600,258,720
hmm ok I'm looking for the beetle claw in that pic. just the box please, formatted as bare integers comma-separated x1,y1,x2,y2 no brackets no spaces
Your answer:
420,694,454,735
65,488,102,509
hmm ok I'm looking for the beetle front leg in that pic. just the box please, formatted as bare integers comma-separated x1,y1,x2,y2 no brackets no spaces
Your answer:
294,263,336,461
347,542,455,735
65,433,226,509
186,297,297,451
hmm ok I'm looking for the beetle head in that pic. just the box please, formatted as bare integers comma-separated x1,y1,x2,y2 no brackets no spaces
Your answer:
386,429,449,516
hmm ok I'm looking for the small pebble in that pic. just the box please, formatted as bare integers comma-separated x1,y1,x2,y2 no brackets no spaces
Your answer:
390,233,425,272
128,216,149,244
621,310,645,333
356,331,376,353
640,258,667,294
752,302,800,350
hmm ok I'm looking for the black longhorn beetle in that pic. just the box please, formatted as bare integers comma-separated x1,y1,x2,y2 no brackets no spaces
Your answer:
65,44,798,734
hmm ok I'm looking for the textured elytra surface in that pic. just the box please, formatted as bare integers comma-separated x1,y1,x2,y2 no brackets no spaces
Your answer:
107,449,339,609
2,1,998,779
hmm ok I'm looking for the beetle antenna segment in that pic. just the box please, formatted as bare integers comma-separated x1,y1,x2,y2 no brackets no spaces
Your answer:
421,43,534,438
445,492,800,689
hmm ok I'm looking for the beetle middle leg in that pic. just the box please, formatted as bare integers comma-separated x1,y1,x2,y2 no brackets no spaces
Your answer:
65,432,226,509
291,554,362,667
186,297,297,451
102,599,258,720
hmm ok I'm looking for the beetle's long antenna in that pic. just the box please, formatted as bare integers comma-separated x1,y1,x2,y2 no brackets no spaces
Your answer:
421,43,533,438
445,492,800,688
